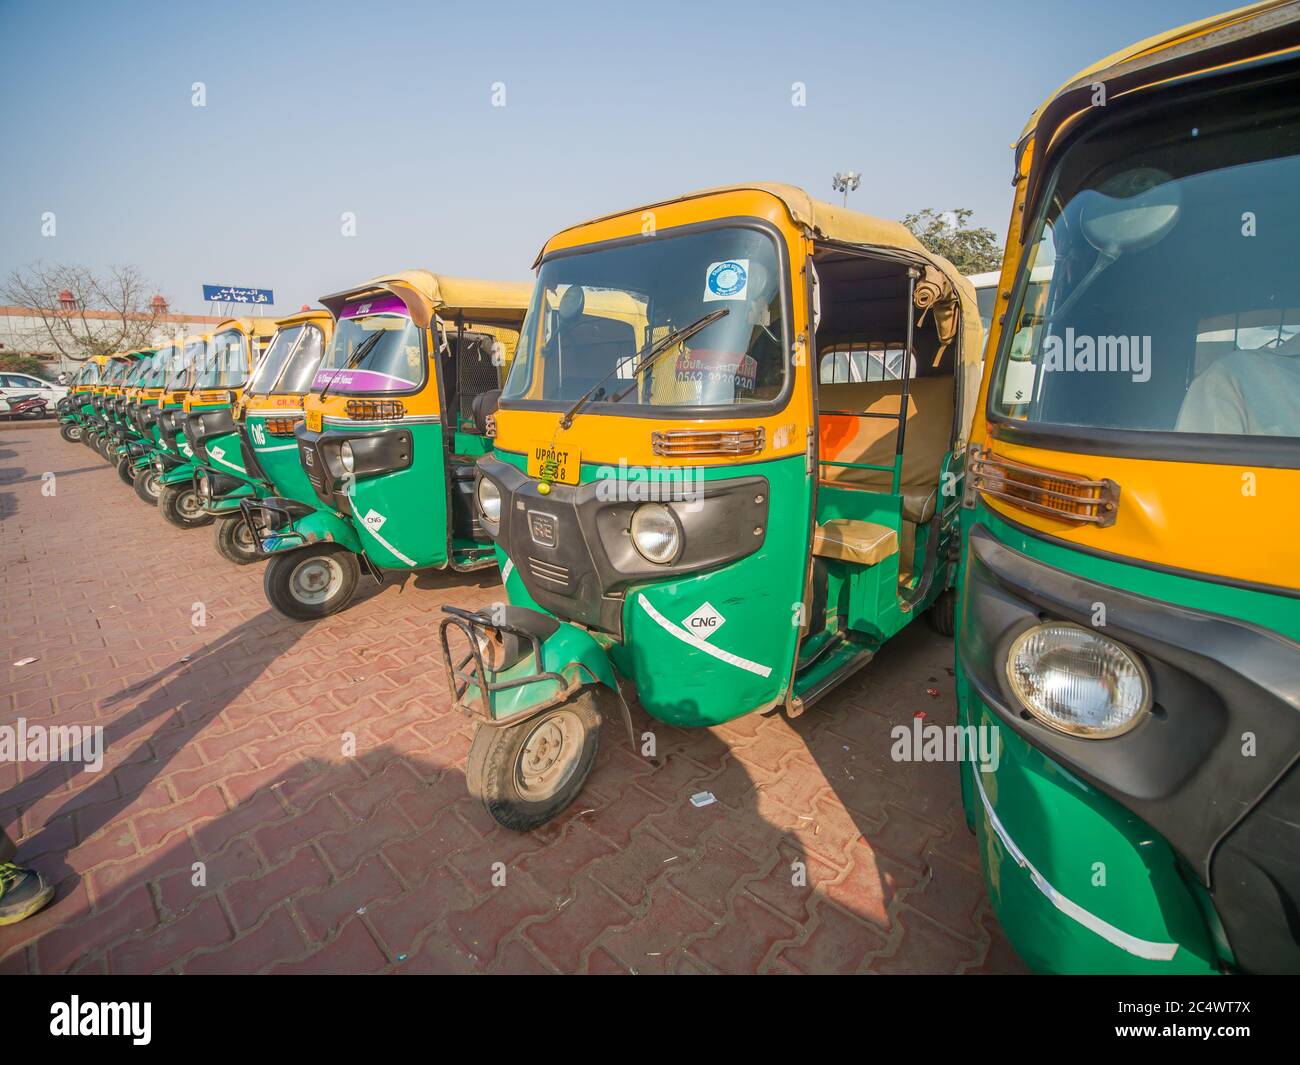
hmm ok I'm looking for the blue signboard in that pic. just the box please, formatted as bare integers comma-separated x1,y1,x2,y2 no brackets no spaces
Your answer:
202,285,274,306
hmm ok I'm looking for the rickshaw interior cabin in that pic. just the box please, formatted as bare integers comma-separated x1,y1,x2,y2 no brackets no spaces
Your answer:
807,247,964,661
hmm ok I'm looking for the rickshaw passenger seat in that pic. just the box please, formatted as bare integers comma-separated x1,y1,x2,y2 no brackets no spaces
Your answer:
817,377,952,522
812,519,898,566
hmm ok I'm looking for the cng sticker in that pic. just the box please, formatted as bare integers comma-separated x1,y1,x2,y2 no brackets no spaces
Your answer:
210,446,225,461
683,601,726,641
250,423,266,446
362,509,387,532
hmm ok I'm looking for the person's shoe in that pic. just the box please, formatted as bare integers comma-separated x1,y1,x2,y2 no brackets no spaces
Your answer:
0,862,56,925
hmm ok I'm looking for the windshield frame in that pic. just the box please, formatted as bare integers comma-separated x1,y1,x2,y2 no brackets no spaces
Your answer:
500,216,795,421
985,67,1300,471
313,304,428,399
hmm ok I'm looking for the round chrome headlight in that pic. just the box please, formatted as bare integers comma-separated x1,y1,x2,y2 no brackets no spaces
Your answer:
339,441,355,474
1006,623,1151,738
476,477,501,523
630,503,681,565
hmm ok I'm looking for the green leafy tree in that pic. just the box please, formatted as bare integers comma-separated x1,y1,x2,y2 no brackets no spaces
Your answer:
901,208,1002,274
0,354,52,377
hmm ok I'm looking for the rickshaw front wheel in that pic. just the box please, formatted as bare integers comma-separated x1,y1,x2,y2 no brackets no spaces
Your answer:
59,423,82,443
215,515,263,566
263,545,359,621
158,483,215,529
927,588,956,637
133,468,162,505
467,690,602,832
116,455,136,485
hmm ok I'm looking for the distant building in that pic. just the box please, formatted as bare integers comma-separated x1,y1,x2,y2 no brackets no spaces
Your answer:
0,295,237,374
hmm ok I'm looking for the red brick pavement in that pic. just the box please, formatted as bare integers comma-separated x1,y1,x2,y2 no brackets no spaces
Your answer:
0,429,1027,974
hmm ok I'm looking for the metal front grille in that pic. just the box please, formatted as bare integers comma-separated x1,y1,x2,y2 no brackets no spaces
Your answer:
969,446,1120,527
528,557,570,587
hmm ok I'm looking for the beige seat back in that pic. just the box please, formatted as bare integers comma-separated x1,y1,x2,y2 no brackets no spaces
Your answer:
818,376,953,493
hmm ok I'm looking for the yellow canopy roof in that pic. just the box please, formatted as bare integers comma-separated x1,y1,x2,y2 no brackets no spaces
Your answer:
1021,0,1296,140
214,317,279,338
319,270,533,329
274,307,334,330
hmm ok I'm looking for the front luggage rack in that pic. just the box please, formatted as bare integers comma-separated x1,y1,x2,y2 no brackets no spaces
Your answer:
437,606,566,724
968,445,1120,527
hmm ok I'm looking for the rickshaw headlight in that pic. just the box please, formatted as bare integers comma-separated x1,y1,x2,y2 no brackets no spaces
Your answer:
198,474,211,498
630,503,681,565
477,477,501,523
1005,623,1151,738
339,441,355,474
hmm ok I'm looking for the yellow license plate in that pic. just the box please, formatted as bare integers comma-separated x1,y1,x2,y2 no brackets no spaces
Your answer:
527,443,580,485
305,409,323,433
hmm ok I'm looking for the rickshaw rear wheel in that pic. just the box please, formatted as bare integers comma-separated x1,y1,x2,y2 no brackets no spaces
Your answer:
157,483,214,529
133,468,161,505
59,423,82,443
116,455,136,485
467,689,602,832
927,588,956,637
215,515,263,566
263,545,359,621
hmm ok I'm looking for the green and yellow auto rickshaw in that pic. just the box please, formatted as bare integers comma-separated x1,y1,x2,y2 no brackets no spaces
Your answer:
104,348,159,485
126,338,185,504
956,0,1300,974
145,333,211,509
437,183,982,829
57,359,104,443
84,353,136,462
248,272,531,620
158,317,277,531
196,308,333,564
150,323,270,527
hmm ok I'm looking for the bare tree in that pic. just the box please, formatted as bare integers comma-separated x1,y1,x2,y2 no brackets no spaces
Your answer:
1,262,169,361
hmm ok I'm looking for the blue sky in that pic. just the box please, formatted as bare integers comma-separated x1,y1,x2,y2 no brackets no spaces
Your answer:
0,0,1229,314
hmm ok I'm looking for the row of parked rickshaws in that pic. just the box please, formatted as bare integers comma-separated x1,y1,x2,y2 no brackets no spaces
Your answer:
55,2,1300,975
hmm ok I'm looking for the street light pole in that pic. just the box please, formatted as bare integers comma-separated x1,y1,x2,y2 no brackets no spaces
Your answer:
832,171,861,207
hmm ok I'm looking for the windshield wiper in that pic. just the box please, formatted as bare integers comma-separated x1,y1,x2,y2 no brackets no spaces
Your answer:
558,307,729,429
318,330,385,401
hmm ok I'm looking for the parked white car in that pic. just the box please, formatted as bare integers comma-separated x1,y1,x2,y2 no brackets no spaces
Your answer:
0,371,68,405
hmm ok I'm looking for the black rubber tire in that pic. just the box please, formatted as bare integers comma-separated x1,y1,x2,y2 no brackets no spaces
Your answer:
466,689,602,832
263,545,359,621
133,467,161,505
927,588,957,637
214,515,263,565
157,482,214,529
96,434,114,462
116,455,136,485
59,423,82,443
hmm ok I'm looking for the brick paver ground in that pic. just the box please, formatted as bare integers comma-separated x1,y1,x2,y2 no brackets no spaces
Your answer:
0,425,1026,974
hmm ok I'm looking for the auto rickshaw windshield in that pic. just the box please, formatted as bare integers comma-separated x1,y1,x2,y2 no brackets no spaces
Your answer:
247,323,326,396
990,82,1300,443
312,303,423,395
502,224,786,409
195,329,250,389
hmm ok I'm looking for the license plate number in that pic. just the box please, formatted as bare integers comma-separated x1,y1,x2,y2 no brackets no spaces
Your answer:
527,443,579,485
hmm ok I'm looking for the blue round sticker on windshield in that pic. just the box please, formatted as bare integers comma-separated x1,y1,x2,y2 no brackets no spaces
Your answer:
707,260,748,299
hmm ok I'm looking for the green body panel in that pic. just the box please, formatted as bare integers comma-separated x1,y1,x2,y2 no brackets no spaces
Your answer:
197,428,248,480
159,463,197,487
464,618,619,722
335,419,449,570
955,505,1298,974
262,506,362,555
495,450,812,727
245,412,316,504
